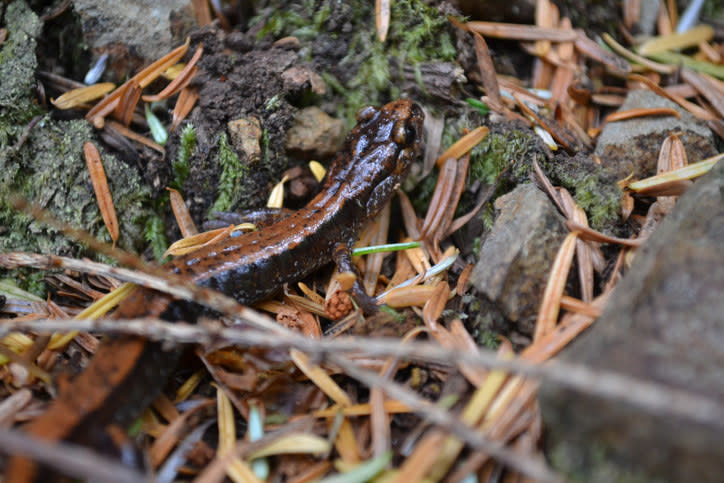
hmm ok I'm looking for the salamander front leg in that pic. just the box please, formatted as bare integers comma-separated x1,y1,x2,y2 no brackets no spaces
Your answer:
332,244,379,314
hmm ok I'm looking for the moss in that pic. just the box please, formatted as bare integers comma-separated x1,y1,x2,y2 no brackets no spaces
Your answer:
542,152,622,231
210,132,250,213
253,0,457,125
144,213,168,262
172,123,196,189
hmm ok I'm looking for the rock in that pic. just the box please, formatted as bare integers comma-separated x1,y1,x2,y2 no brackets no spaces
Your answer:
227,116,262,164
285,107,345,159
282,65,326,98
72,0,197,62
540,160,724,482
469,184,568,338
594,89,717,179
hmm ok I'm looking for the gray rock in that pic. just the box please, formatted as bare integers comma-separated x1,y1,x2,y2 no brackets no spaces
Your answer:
469,184,568,337
285,107,345,159
540,160,724,482
594,90,716,179
73,0,197,61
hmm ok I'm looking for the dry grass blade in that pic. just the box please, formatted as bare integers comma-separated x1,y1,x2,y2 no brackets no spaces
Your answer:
105,120,166,154
148,399,214,467
86,38,190,123
432,153,470,245
533,232,577,341
473,32,503,111
435,126,489,168
627,72,716,121
375,0,390,42
601,33,676,74
627,153,722,193
420,157,456,240
604,106,680,123
290,349,351,407
164,225,241,257
51,83,115,110
559,295,603,317
362,203,390,296
313,400,411,418
191,0,213,26
381,284,440,308
622,0,640,30
637,24,714,55
143,44,203,102
83,141,119,248
465,21,578,42
514,94,573,152
573,29,631,74
113,80,142,127
566,220,645,247
680,69,724,118
0,389,32,425
172,86,199,131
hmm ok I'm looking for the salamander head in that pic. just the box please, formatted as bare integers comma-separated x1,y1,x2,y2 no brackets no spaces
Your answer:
332,99,424,217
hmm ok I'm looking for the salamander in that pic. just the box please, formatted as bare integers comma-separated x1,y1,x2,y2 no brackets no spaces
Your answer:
5,99,424,482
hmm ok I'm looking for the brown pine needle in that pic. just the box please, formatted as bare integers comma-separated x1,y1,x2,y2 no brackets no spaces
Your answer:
167,188,198,238
473,32,503,111
142,44,203,102
604,106,680,123
375,0,390,42
172,86,199,131
83,141,119,248
51,83,115,110
113,80,141,127
465,21,578,42
86,38,190,123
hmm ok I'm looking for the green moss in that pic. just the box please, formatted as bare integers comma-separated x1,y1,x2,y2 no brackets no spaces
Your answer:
254,0,457,125
470,130,535,185
210,133,250,213
144,214,168,262
542,153,622,230
172,123,196,189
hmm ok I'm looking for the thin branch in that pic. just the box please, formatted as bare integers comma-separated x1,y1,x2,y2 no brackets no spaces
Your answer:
2,317,723,431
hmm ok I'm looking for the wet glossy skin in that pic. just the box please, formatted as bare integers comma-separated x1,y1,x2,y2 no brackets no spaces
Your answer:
6,99,424,482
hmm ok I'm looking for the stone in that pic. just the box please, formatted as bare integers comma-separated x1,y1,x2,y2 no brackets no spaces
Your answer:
469,184,568,337
594,89,716,179
285,107,345,159
282,65,326,98
72,0,197,61
540,160,724,482
227,116,262,164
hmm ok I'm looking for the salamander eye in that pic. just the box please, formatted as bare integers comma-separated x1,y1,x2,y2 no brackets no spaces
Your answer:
393,122,416,145
356,106,377,123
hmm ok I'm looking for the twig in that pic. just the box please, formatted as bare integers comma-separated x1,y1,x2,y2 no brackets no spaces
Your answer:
0,428,145,483
2,317,724,431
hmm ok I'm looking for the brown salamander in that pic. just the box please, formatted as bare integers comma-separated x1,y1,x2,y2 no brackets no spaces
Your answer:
6,99,424,481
